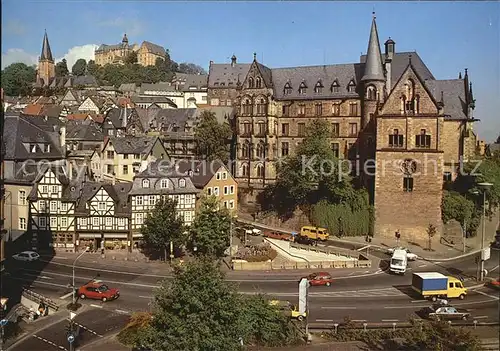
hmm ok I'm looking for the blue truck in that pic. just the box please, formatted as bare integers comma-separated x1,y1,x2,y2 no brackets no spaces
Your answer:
411,272,467,301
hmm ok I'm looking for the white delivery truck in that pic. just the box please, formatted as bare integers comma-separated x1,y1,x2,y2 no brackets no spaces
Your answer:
390,248,408,274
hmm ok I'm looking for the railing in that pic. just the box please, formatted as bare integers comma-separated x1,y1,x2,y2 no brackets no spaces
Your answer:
290,241,358,260
22,288,59,311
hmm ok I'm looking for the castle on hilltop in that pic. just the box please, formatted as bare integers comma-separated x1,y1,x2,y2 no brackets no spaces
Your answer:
94,34,166,67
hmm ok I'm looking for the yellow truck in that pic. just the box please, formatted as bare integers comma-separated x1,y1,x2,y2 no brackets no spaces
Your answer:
411,272,467,301
269,300,306,321
300,226,330,241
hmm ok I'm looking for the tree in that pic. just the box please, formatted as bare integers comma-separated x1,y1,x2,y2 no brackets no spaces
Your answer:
86,60,98,76
140,258,246,351
55,59,69,77
0,63,36,96
427,224,437,251
124,51,138,65
442,190,478,236
71,58,87,76
178,62,207,75
117,312,152,349
189,196,232,258
194,111,232,162
141,197,185,261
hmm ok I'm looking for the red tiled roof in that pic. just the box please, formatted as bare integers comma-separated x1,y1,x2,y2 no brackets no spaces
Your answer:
23,104,45,115
67,113,90,121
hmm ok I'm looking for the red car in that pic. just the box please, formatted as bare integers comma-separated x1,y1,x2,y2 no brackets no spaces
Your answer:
77,281,120,302
303,272,333,287
489,278,500,290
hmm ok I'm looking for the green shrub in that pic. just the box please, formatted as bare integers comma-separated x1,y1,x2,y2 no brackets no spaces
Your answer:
311,200,373,237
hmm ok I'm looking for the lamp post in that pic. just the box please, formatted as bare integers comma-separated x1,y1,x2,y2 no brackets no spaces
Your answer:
477,182,493,281
72,247,89,307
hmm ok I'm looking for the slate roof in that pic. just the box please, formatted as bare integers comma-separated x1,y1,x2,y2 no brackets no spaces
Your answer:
361,17,385,82
3,114,65,160
75,182,132,216
176,159,228,189
105,107,138,129
129,159,199,196
118,83,137,92
40,31,54,61
131,95,177,108
271,64,363,100
141,41,165,56
108,135,160,155
66,120,104,141
180,74,208,91
208,63,251,87
425,79,468,120
140,83,177,93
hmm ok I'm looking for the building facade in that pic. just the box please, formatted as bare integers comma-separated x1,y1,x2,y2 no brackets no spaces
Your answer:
94,35,165,67
223,16,477,241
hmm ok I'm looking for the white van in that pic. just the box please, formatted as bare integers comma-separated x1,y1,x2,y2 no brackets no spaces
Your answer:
390,249,408,274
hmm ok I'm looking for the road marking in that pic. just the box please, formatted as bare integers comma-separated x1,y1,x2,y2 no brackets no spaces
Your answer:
321,306,356,310
475,290,500,300
316,319,334,322
382,319,399,322
348,272,356,276
73,321,103,337
418,264,427,268
411,300,427,303
139,295,151,299
115,309,131,315
33,335,68,351
474,316,488,319
352,320,367,322
90,304,103,309
490,265,499,272
60,292,74,300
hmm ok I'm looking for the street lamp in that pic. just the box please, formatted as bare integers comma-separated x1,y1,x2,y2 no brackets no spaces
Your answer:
477,182,493,281
72,247,90,307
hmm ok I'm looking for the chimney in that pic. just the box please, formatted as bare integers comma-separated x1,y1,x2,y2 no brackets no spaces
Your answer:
231,55,237,67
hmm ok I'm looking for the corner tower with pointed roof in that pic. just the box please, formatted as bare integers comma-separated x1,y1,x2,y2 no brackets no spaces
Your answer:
36,30,56,87
361,12,386,129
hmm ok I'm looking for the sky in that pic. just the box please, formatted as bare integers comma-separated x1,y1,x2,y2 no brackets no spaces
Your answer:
1,1,499,142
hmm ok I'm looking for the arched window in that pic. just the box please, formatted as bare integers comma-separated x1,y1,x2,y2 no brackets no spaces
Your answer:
178,178,186,188
241,141,250,158
142,179,150,188
404,79,417,113
248,77,254,88
256,164,265,178
366,86,377,100
243,99,252,115
241,163,249,177
256,77,262,88
256,142,265,159
257,98,267,115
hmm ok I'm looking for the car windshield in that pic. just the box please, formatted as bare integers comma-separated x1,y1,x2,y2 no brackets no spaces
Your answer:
308,274,317,279
391,258,404,266
98,285,109,292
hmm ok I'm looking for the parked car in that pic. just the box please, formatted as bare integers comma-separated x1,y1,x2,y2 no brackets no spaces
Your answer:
387,247,418,261
77,281,119,302
488,278,500,290
12,251,40,262
245,227,262,236
424,305,470,321
303,272,333,287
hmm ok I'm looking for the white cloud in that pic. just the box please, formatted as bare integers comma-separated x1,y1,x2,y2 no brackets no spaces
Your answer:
1,48,37,69
1,44,98,71
56,44,98,69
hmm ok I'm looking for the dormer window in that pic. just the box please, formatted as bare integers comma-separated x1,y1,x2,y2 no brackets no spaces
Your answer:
284,82,292,95
248,77,254,88
298,82,307,95
30,144,37,153
142,179,150,188
331,80,340,93
314,81,323,94
256,77,262,88
347,80,356,93
160,179,169,189
179,178,186,188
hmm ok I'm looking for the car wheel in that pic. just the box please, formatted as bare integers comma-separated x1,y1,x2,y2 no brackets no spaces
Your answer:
459,294,465,300
326,282,331,287
462,315,467,320
80,294,86,299
297,315,304,321
102,297,107,302
431,296,438,302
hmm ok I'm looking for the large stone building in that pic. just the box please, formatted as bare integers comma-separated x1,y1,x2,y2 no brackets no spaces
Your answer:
94,34,166,67
216,15,477,242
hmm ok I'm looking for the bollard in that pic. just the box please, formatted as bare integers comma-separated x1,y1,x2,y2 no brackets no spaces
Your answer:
363,323,367,332
473,320,477,329
392,322,396,331
333,323,339,334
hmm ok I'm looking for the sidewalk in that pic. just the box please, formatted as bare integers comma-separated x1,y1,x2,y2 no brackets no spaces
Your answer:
238,216,499,261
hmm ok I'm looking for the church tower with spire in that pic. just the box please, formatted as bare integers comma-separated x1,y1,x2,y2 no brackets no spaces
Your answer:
36,30,55,87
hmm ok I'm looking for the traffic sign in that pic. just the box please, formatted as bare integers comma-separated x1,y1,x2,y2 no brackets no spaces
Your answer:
0,319,8,327
67,333,75,343
481,247,491,261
